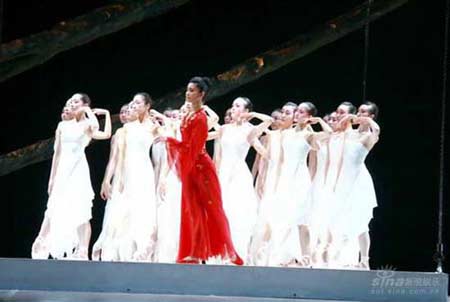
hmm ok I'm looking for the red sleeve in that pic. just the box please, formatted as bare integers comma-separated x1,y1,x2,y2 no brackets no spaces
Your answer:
167,112,208,178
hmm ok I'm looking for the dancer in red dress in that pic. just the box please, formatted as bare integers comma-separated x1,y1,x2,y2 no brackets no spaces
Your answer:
165,77,243,265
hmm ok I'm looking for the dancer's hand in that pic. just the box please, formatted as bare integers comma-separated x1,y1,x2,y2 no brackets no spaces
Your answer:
158,181,167,200
100,181,112,200
338,114,357,128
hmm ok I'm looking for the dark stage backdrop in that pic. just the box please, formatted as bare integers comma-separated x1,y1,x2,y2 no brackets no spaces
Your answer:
0,0,448,273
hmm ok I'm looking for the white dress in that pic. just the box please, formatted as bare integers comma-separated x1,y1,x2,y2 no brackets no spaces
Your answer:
155,126,182,263
38,119,94,259
249,130,282,265
91,131,125,261
309,139,329,240
330,138,377,239
266,128,313,266
107,120,158,262
218,123,258,263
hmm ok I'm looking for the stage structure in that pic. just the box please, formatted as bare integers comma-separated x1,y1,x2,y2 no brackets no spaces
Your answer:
0,258,447,302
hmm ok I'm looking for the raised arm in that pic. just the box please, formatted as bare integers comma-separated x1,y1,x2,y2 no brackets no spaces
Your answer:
355,117,380,150
91,108,112,140
247,112,273,144
203,105,220,130
306,117,333,141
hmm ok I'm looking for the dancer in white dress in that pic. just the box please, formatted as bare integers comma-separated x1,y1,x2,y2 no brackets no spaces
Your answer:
91,104,129,261
266,102,331,267
326,102,379,269
252,109,282,201
152,108,183,263
309,111,338,267
209,97,272,264
108,94,160,262
31,93,111,260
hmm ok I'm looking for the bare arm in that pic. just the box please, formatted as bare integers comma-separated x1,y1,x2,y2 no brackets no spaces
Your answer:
100,132,119,200
307,117,333,141
356,117,380,150
91,108,112,140
203,105,220,131
247,112,273,144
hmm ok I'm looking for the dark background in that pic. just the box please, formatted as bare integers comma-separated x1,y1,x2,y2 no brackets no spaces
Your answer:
0,0,448,273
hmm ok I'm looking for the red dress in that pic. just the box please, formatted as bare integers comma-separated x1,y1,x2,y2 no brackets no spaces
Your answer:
166,109,243,265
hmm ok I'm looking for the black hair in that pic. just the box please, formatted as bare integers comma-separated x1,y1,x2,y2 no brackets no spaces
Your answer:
339,101,356,114
76,93,91,106
283,102,298,111
135,92,153,106
237,97,253,112
271,108,281,116
363,101,379,120
299,101,317,116
189,76,212,94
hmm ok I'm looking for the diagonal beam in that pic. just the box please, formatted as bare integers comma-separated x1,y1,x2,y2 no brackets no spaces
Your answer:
0,0,191,82
0,0,408,176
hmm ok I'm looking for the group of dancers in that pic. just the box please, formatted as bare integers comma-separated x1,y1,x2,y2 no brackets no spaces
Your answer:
31,76,380,270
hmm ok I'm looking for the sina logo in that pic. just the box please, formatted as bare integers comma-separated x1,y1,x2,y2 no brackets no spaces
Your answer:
372,265,397,287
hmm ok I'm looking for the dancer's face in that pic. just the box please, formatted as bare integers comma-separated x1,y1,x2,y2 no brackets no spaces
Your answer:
127,104,140,121
61,106,74,121
171,110,180,121
132,94,150,116
335,104,351,121
357,104,374,119
328,112,338,131
271,111,282,130
280,105,296,129
295,104,312,124
224,109,232,124
230,98,248,121
119,105,129,124
185,83,205,106
69,93,86,115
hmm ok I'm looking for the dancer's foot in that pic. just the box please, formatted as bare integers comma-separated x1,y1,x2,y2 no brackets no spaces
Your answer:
31,236,48,259
72,247,89,261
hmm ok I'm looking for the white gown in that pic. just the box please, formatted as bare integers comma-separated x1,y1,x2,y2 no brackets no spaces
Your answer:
218,123,258,263
106,120,158,262
249,129,282,266
155,126,182,263
37,119,94,259
92,132,125,261
309,140,329,240
330,138,377,239
266,128,313,266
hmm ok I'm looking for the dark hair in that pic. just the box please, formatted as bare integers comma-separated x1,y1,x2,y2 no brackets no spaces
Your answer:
271,108,281,116
135,92,153,106
283,102,298,111
299,101,317,116
76,93,91,106
339,101,356,114
163,107,173,116
120,103,129,110
189,76,212,94
237,97,253,112
363,101,379,120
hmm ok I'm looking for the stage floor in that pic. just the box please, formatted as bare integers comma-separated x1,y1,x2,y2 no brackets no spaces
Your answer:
0,290,346,302
0,258,448,302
